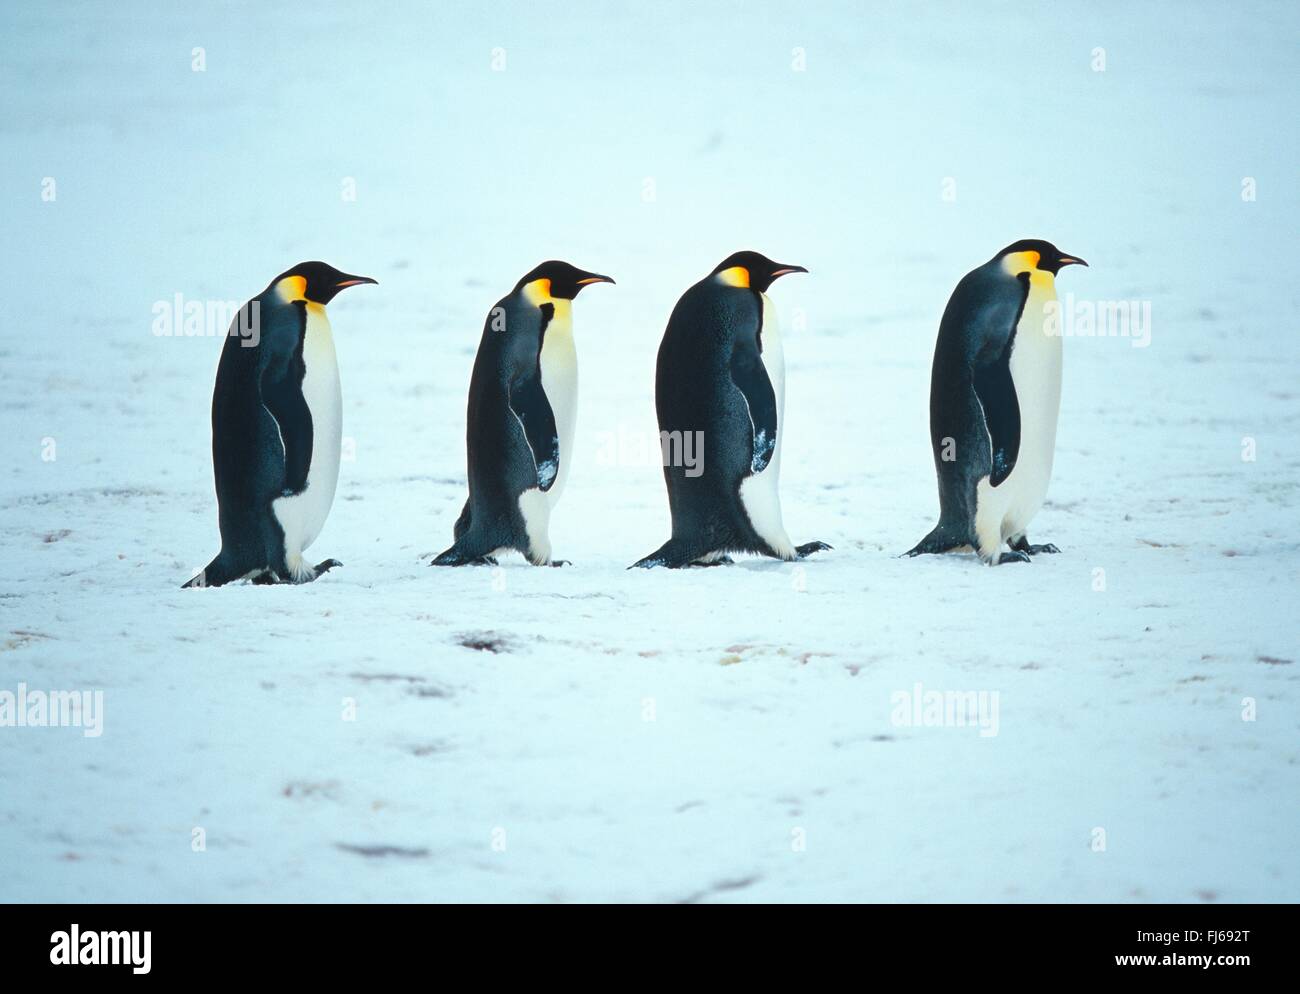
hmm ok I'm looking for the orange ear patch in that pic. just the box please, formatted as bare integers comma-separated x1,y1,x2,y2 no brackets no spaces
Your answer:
1001,251,1041,276
275,275,308,301
717,266,751,288
522,278,554,305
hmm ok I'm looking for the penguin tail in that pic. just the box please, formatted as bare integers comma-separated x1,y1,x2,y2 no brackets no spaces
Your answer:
430,539,495,567
452,498,472,541
629,538,701,570
182,552,243,588
903,525,966,559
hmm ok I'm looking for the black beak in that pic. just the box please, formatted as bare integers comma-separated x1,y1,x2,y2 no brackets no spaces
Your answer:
572,272,615,296
1057,255,1088,268
769,264,809,279
334,274,379,289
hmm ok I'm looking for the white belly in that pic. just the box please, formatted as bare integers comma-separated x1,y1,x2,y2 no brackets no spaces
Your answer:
538,306,578,508
272,305,342,568
515,488,552,565
511,303,578,564
737,293,795,558
974,279,1062,555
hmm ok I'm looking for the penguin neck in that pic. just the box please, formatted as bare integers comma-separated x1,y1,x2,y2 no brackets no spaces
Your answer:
1020,271,1057,340
758,290,779,342
521,280,573,331
1000,254,1057,297
273,276,331,316
547,298,573,331
1028,270,1056,296
274,276,308,304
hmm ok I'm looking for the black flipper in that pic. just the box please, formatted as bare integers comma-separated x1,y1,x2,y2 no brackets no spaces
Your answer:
972,339,1020,488
730,338,778,474
508,370,561,491
260,350,313,495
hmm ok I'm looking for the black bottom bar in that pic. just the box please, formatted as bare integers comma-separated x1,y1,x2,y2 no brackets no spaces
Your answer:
0,903,1287,981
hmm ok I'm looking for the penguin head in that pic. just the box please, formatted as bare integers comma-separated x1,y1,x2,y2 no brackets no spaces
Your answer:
272,261,378,305
711,251,808,292
995,240,1088,278
515,261,615,302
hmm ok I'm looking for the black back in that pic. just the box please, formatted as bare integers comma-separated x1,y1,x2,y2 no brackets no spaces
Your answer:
654,276,776,554
447,289,559,558
203,290,311,580
925,260,1031,539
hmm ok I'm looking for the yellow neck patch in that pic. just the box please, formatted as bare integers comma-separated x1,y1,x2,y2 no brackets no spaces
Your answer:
1001,250,1055,291
716,266,750,288
549,298,572,324
522,279,573,326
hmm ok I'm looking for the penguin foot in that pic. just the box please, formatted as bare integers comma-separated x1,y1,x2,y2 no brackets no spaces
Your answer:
691,555,734,568
795,541,832,559
548,559,572,567
265,557,339,584
285,557,324,583
994,551,1032,565
1010,537,1060,555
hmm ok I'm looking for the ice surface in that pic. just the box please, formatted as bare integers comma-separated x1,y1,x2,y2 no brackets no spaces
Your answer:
0,1,1296,901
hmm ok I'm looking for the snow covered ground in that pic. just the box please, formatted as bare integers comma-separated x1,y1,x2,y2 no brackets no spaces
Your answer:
1,1,1296,902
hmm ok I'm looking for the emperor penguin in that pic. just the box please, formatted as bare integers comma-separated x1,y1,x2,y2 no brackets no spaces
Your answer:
184,262,376,587
431,261,614,567
631,251,831,569
905,240,1087,565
